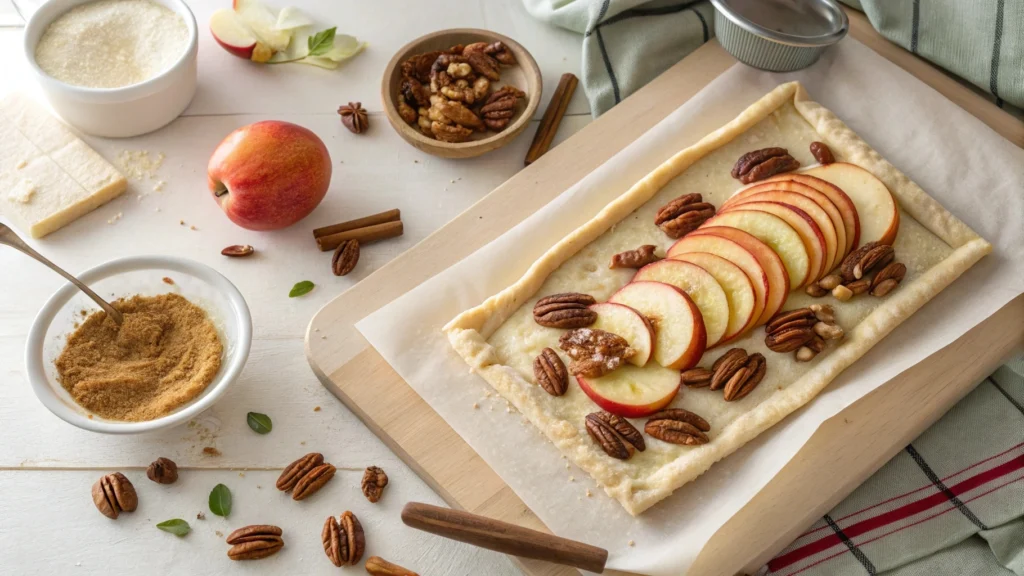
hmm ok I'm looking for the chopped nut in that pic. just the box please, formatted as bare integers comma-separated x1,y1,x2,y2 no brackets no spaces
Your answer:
832,284,853,301
610,245,660,269
559,329,634,378
809,141,835,164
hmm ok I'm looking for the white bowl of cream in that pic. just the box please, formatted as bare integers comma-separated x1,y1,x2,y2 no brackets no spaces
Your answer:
22,0,198,138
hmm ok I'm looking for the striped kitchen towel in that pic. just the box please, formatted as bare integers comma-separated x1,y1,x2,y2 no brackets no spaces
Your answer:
523,0,1022,117
761,355,1024,576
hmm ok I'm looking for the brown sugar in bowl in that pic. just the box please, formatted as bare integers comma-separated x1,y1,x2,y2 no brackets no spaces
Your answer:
382,28,542,159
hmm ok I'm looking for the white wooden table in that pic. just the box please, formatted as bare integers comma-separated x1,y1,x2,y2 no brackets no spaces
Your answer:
0,1,590,573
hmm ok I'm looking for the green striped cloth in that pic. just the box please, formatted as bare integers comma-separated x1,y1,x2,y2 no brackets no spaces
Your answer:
760,356,1024,576
523,0,1023,116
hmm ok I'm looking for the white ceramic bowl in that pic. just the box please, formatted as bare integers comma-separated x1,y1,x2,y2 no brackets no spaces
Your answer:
21,0,199,138
26,256,252,434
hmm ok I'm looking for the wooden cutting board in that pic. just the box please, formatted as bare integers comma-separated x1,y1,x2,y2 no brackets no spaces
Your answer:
306,15,1024,576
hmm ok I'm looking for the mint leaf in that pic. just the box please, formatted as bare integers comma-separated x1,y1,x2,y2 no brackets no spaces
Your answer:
209,484,232,517
156,518,191,536
307,27,337,57
246,412,272,434
289,281,315,298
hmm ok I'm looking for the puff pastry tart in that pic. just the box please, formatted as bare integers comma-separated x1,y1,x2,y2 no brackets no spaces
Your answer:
444,82,991,515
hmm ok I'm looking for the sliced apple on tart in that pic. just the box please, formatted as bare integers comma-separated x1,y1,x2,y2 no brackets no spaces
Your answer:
589,302,655,367
576,364,681,418
700,209,811,289
801,162,899,246
608,281,706,371
631,260,729,347
670,252,756,344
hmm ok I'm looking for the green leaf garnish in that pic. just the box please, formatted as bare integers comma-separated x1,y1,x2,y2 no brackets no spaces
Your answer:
156,518,191,536
289,281,315,297
209,484,232,517
246,412,273,434
307,27,337,57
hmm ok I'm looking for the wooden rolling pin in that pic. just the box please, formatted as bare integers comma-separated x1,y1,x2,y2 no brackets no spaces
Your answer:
401,502,608,573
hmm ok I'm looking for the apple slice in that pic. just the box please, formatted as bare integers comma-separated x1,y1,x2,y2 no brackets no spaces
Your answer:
234,0,292,52
671,252,756,344
632,260,729,347
609,281,706,370
210,9,271,62
801,162,899,246
576,364,681,418
729,179,851,263
725,190,839,274
675,227,788,325
702,209,810,288
764,173,860,254
720,201,826,283
589,303,655,367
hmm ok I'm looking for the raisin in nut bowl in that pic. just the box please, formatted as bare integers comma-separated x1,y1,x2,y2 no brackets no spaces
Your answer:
382,29,541,159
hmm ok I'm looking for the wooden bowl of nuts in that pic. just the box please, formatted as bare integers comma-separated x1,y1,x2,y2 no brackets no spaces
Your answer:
382,28,541,159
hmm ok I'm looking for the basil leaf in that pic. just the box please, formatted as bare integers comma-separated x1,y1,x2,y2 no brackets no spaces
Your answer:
247,412,272,434
289,281,315,298
307,27,337,57
209,484,232,517
156,518,191,536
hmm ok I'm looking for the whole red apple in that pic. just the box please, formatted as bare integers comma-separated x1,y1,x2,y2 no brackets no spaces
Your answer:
208,121,332,231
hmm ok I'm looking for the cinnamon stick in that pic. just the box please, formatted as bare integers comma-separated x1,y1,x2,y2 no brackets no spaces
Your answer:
524,73,578,166
316,220,403,252
313,209,401,239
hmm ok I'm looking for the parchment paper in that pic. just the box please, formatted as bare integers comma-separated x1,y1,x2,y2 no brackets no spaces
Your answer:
357,38,1024,575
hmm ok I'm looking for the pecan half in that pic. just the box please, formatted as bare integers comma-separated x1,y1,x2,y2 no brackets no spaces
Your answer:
533,347,569,396
846,278,872,296
585,411,645,459
227,525,284,560
277,452,324,492
366,556,420,576
680,367,713,388
465,51,500,80
870,261,906,297
809,141,835,165
465,41,516,65
293,463,336,500
332,239,360,276
765,309,817,353
839,242,881,282
221,244,254,257
710,348,748,390
645,409,711,445
431,121,473,143
147,457,178,484
92,472,138,520
480,86,525,131
610,245,660,269
323,511,365,566
533,293,597,328
732,148,800,184
723,353,766,402
654,193,716,239
559,328,635,378
853,244,895,280
361,466,389,503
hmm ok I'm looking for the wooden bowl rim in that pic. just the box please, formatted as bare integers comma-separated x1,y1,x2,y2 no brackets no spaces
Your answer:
380,28,542,153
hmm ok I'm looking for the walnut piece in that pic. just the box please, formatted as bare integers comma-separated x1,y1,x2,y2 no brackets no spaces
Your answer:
558,328,634,378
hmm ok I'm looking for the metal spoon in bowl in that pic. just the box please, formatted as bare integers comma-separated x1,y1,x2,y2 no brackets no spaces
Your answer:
0,223,123,324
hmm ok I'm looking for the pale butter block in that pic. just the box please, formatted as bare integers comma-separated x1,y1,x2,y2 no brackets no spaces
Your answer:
0,94,126,237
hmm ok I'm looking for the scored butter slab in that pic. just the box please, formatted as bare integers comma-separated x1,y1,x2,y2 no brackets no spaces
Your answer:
443,81,991,516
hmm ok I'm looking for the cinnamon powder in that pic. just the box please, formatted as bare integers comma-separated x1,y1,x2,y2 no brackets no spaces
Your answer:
55,293,223,421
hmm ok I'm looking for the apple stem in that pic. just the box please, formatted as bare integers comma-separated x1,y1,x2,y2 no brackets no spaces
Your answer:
213,184,229,198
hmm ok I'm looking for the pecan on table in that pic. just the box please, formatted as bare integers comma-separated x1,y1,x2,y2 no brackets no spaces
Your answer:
558,328,635,378
710,348,749,390
480,86,526,131
92,472,138,519
292,462,336,501
366,556,420,576
809,141,835,165
870,261,907,297
610,245,660,269
332,239,360,276
322,511,365,567
147,457,178,484
585,411,645,460
731,148,800,184
226,525,284,560
533,293,597,328
654,193,716,239
361,466,389,503
723,353,766,402
645,409,711,445
533,347,569,396
276,452,325,492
